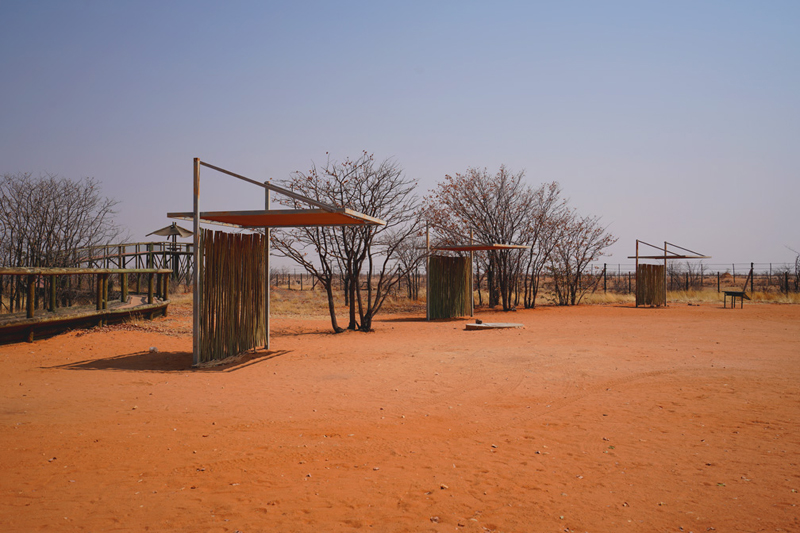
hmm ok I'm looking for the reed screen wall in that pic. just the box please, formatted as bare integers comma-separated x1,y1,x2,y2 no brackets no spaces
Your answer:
428,255,471,319
199,229,266,363
636,264,666,307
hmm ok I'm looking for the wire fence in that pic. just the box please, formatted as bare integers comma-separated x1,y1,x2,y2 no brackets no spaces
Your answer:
588,262,800,294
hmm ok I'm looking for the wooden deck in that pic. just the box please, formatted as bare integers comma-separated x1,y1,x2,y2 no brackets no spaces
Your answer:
0,298,169,344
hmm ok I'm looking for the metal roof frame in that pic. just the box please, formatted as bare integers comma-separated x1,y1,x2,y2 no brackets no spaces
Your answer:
175,158,386,367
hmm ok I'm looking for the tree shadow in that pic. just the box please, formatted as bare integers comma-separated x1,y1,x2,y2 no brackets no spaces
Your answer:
46,349,291,373
378,316,452,323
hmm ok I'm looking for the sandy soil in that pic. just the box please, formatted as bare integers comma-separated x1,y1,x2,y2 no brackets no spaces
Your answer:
1,302,799,532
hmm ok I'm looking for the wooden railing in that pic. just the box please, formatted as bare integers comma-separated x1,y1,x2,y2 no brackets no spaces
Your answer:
72,242,194,284
0,267,171,319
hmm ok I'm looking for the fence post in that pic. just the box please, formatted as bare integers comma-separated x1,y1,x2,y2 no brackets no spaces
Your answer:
717,272,720,293
49,275,56,312
603,263,607,293
750,262,754,293
26,275,35,319
121,273,128,303
785,272,789,294
685,272,689,291
96,274,102,311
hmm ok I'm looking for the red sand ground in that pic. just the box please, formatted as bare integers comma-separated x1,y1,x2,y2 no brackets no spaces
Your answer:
1,302,799,532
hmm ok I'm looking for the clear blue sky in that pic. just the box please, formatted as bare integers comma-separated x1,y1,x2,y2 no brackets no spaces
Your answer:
2,1,798,267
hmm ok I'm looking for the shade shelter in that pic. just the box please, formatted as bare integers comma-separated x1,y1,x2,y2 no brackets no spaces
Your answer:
628,240,710,307
146,222,194,278
147,222,193,240
168,159,385,366
426,228,529,320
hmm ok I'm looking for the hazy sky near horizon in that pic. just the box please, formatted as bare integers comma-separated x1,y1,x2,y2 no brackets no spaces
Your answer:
1,1,798,267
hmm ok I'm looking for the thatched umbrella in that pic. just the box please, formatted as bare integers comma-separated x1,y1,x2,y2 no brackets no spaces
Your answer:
147,222,193,243
147,223,193,278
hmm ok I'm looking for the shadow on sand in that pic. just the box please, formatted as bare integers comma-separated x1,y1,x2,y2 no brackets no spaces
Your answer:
47,349,291,373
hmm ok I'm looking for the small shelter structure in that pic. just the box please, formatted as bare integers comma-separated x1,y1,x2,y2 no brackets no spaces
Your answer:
426,229,529,320
146,222,193,278
168,159,384,366
628,240,709,307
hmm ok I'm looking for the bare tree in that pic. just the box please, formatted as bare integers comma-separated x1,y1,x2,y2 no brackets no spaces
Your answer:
0,172,124,312
548,212,617,305
272,153,424,332
521,182,568,308
0,173,122,268
423,166,536,311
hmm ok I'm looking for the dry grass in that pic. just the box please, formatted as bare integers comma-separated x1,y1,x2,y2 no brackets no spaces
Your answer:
668,288,800,305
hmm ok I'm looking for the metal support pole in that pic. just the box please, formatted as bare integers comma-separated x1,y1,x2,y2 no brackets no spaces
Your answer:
192,158,201,367
469,229,474,317
265,180,271,350
663,241,668,307
635,240,639,307
426,225,430,321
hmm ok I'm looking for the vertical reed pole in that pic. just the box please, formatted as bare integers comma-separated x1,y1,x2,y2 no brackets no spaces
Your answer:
193,158,201,367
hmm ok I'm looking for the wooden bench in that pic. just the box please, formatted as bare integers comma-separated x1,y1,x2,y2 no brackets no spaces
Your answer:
723,268,752,309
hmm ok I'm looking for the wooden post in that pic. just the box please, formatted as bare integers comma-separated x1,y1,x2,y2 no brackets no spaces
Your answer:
26,274,35,319
785,272,789,294
685,272,689,291
121,273,128,302
103,274,109,310
49,275,56,312
192,158,201,367
750,262,754,293
148,272,154,304
163,274,169,300
603,263,607,293
717,272,720,293
96,274,103,311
